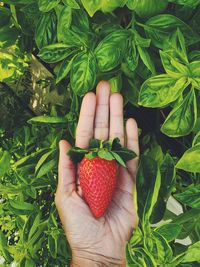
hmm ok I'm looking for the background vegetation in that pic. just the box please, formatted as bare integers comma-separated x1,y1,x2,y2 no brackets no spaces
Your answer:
0,0,200,266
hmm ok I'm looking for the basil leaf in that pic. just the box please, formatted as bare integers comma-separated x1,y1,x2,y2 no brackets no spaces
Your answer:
144,14,200,49
127,0,168,17
95,30,129,72
38,43,74,63
155,223,182,242
63,0,80,9
160,51,189,79
161,89,197,137
174,184,200,209
139,74,188,107
56,55,75,84
176,144,200,172
81,0,126,17
57,6,72,42
70,51,97,96
35,11,57,49
38,0,60,13
189,61,200,90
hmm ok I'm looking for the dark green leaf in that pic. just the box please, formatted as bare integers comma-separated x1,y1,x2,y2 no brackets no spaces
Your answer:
174,184,200,208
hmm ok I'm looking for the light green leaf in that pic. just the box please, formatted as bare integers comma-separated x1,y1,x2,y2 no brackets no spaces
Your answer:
161,89,197,137
81,0,126,17
139,74,188,107
189,61,200,90
98,149,114,161
160,50,189,79
182,241,200,263
63,0,80,9
70,51,97,96
111,151,126,167
176,144,200,172
37,158,57,178
28,115,68,124
38,0,60,12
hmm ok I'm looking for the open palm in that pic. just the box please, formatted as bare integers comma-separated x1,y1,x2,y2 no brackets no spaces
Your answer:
55,81,139,267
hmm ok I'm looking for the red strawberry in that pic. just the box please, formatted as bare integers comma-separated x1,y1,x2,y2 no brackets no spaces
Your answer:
79,157,118,218
68,138,136,218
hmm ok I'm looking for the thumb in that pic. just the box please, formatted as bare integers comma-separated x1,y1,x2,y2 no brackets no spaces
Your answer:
57,140,76,197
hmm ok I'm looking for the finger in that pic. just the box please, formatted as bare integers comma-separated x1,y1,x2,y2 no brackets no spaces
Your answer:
109,93,124,146
76,92,96,149
94,81,110,140
126,118,139,177
57,140,76,197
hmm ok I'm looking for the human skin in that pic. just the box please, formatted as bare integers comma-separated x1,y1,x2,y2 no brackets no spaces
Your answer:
55,81,139,267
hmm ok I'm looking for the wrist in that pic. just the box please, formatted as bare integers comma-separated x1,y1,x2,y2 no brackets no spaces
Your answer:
70,250,125,267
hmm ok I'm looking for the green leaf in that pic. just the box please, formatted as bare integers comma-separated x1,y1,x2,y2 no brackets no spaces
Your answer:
95,30,129,72
182,241,200,263
160,50,189,79
57,6,72,42
111,151,126,167
192,132,200,146
70,51,97,96
0,231,13,262
161,89,197,137
36,158,57,178
174,184,200,208
56,55,75,83
63,0,80,9
127,0,168,17
98,149,114,161
0,151,11,178
150,153,175,223
114,148,137,162
144,14,200,49
38,0,60,12
155,223,182,242
89,139,101,149
28,115,68,124
145,231,173,264
0,25,20,48
0,7,11,27
8,200,36,215
171,0,200,7
81,0,126,17
189,61,200,90
35,11,57,49
164,29,188,64
137,156,161,224
139,74,188,107
38,43,74,63
68,147,88,163
137,46,156,75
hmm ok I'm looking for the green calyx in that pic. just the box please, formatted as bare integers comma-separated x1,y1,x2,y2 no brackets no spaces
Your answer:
68,138,137,167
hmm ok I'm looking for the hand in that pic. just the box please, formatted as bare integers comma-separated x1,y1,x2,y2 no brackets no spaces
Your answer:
55,81,139,267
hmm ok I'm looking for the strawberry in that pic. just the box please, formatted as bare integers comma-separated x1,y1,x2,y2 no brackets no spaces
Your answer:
68,138,136,218
79,157,118,218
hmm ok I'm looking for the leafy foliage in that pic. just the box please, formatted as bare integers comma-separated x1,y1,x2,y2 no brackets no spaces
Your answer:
0,0,200,266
